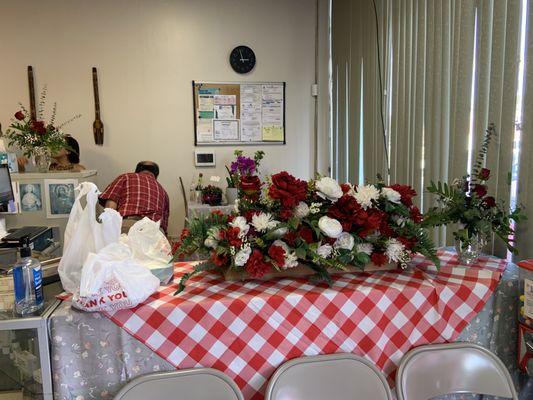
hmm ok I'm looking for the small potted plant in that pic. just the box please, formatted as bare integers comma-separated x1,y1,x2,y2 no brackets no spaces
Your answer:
424,123,526,264
225,150,264,203
201,185,223,206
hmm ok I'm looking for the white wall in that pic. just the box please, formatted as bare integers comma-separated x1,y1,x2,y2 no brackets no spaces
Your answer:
0,0,317,236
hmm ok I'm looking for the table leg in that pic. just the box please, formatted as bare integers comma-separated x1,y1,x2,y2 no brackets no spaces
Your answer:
38,317,53,400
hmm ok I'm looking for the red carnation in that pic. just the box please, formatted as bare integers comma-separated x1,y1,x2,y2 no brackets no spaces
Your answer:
398,236,416,250
240,175,261,200
410,206,423,223
472,184,487,198
268,171,308,209
14,111,24,120
478,168,491,181
279,208,294,221
483,196,496,208
210,251,228,267
268,245,286,267
390,184,417,207
283,231,298,247
219,227,242,247
371,252,388,266
298,227,314,244
355,209,384,237
245,249,272,278
328,194,361,231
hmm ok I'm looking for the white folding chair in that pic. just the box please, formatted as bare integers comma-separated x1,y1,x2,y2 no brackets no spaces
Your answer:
113,368,244,400
265,354,393,400
396,343,518,400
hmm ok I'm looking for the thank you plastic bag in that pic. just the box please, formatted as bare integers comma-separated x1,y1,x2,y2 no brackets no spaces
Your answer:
58,182,122,293
122,217,174,283
72,242,160,312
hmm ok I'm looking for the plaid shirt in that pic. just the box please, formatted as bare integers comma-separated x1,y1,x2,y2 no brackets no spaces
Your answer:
100,172,170,233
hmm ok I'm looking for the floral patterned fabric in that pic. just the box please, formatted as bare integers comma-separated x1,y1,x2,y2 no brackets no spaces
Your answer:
49,261,532,400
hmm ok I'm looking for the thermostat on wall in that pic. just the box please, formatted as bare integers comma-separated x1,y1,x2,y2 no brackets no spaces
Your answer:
194,150,216,167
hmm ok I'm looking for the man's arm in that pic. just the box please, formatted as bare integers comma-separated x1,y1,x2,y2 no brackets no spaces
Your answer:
99,175,125,208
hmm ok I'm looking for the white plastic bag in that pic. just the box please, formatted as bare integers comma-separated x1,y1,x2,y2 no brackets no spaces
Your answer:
72,242,160,312
58,182,122,293
121,217,174,284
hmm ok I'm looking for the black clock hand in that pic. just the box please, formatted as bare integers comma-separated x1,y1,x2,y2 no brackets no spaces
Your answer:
239,49,244,62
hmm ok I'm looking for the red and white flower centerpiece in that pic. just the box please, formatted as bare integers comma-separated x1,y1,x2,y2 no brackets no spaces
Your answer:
174,161,438,292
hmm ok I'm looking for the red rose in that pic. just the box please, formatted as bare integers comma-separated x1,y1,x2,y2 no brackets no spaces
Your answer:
483,196,496,208
390,184,417,207
298,227,314,244
472,184,487,198
410,206,423,223
478,168,491,181
245,249,272,278
371,252,388,266
268,245,286,267
268,171,308,209
14,111,24,121
30,120,46,134
219,227,242,247
240,175,261,199
210,251,228,267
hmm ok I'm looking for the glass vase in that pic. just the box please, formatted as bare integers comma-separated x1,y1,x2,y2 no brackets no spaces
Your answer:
33,147,51,173
455,234,487,265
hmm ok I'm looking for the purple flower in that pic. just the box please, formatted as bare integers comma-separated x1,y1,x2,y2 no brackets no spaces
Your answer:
230,156,256,176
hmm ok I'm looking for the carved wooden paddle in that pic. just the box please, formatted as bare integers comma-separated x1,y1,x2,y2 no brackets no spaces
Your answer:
28,66,37,120
92,67,104,145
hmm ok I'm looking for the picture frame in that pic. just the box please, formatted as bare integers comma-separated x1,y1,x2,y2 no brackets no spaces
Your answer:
45,179,78,218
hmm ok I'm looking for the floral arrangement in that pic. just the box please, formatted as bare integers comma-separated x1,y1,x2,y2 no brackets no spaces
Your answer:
175,170,438,293
424,123,526,253
201,185,223,206
225,150,264,189
4,86,80,157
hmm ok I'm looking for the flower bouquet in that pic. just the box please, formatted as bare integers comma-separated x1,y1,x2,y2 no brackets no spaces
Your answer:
424,123,526,263
4,86,80,163
174,169,438,293
225,150,264,204
201,185,223,206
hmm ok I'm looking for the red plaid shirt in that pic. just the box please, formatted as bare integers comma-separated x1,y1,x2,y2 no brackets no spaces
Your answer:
100,172,170,233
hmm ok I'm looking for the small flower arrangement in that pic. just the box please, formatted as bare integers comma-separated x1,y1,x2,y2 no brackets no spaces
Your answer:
225,150,264,189
201,185,223,206
424,123,526,255
4,86,80,157
174,169,438,293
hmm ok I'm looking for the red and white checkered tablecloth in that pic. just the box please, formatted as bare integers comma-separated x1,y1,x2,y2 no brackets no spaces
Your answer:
105,249,508,400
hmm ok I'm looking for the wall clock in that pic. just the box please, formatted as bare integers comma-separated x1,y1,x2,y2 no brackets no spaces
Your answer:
230,45,256,74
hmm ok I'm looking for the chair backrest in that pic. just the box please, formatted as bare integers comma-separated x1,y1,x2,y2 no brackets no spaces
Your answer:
113,368,244,400
265,354,393,400
396,343,518,400
178,177,188,214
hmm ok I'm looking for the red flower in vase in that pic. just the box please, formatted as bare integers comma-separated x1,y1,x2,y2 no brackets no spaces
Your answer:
245,249,272,278
31,120,46,134
14,111,25,121
483,196,496,208
478,168,491,181
240,175,261,198
472,184,487,198
268,171,308,209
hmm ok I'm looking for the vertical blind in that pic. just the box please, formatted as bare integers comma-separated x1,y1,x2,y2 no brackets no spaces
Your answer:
331,0,524,255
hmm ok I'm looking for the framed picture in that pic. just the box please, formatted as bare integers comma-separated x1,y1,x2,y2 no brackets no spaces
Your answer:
0,181,20,214
20,183,42,212
45,179,78,218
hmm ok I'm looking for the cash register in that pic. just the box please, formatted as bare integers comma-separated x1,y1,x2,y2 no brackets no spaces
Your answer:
0,165,60,285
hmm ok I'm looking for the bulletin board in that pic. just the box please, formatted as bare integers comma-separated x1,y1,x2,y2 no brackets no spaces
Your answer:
192,80,286,146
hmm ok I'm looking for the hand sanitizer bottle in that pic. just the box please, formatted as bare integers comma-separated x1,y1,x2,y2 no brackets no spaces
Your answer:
12,239,44,315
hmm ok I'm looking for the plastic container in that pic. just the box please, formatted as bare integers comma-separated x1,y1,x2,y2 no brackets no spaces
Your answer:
518,260,533,327
12,243,44,316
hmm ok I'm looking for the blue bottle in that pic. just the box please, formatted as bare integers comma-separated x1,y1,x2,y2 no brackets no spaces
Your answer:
12,240,43,315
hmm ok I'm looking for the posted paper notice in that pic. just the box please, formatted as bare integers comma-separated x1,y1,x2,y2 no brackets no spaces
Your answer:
214,120,239,141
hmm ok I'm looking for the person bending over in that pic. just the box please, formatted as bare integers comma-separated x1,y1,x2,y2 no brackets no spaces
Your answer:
99,161,170,234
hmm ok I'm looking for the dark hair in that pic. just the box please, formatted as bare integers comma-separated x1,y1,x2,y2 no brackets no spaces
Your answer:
65,136,80,164
135,161,159,178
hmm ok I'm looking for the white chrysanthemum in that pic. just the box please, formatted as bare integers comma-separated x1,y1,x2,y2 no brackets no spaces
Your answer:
316,177,343,202
356,243,373,255
381,187,402,204
251,212,279,232
334,232,355,250
234,245,252,267
229,216,249,238
318,216,343,238
353,185,380,210
316,244,333,258
295,201,310,218
385,238,405,262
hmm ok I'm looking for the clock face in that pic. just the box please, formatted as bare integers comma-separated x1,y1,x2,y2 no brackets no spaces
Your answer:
230,46,256,74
